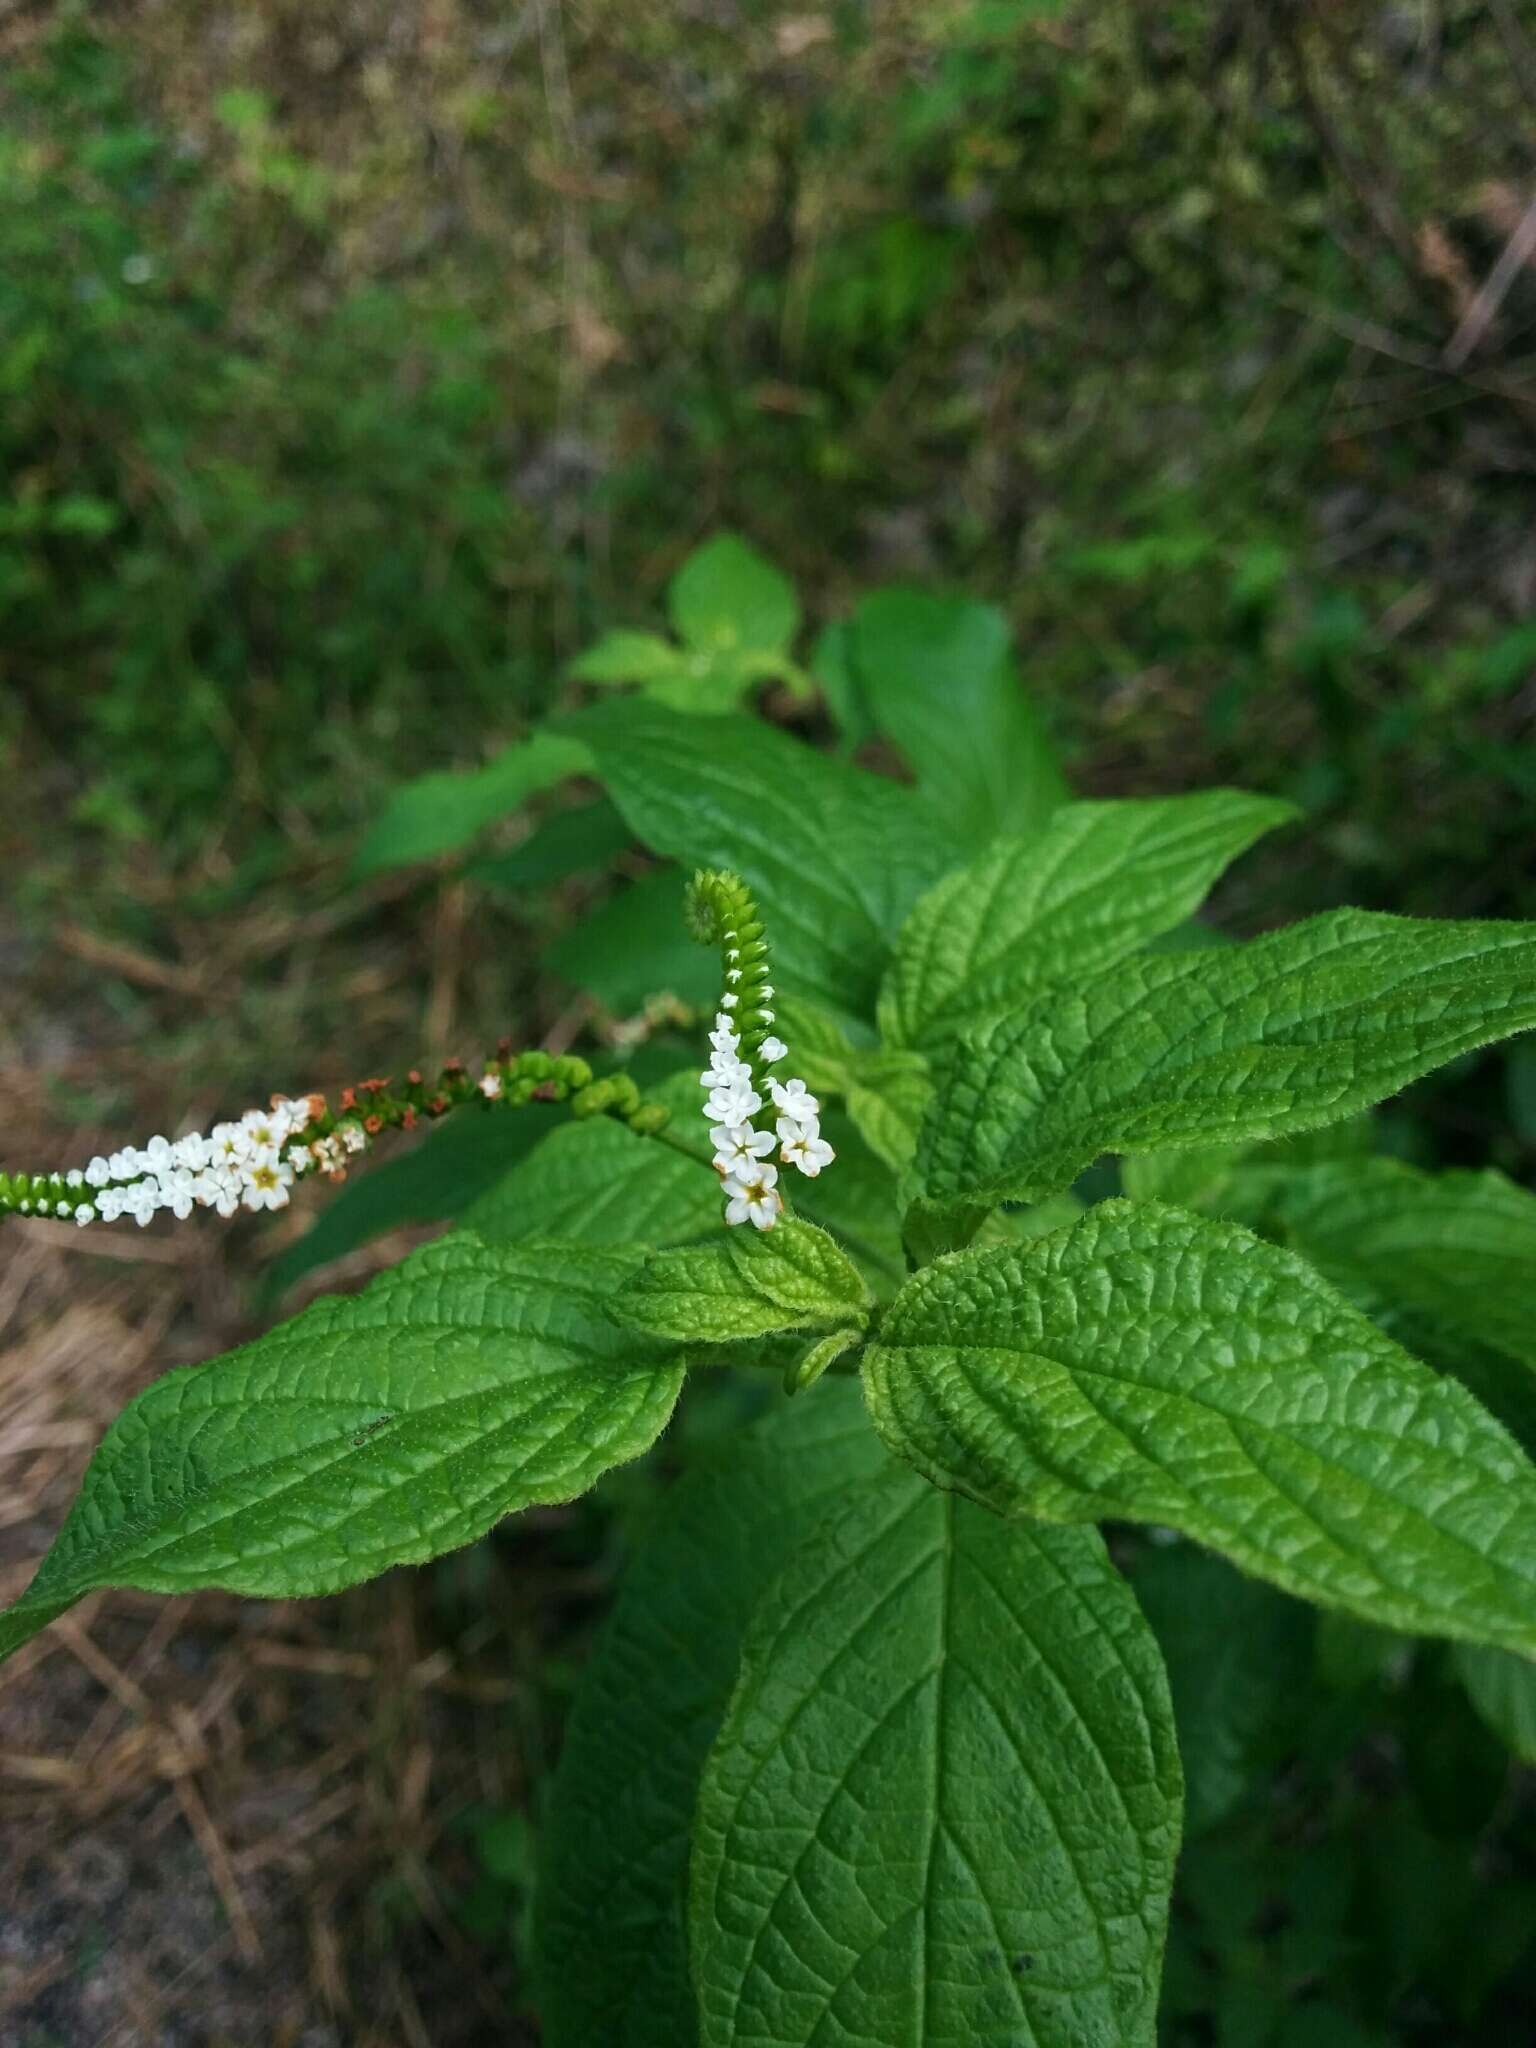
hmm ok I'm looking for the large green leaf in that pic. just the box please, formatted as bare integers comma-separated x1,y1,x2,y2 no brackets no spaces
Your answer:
560,699,961,1012
845,590,1068,845
879,791,1296,1049
769,996,930,1174
465,1075,720,1249
0,1236,685,1662
863,1202,1536,1655
466,796,633,892
690,1465,1182,2048
613,1221,871,1345
535,1385,890,2048
262,1104,560,1303
351,732,589,877
1129,1542,1310,1835
1269,1159,1536,1376
913,910,1536,1214
547,865,719,1013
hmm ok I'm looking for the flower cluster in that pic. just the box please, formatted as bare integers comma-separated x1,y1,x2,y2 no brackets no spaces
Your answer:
702,1013,834,1232
81,1098,344,1227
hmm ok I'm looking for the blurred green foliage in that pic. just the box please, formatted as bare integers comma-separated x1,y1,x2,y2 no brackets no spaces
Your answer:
2,2,1532,913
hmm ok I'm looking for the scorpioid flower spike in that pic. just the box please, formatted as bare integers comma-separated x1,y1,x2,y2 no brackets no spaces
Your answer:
685,868,834,1230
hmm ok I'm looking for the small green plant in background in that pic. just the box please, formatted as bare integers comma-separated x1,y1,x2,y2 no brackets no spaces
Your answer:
6,539,1536,2044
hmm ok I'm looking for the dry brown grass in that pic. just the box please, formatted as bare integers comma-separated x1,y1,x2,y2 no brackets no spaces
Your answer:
0,874,563,2044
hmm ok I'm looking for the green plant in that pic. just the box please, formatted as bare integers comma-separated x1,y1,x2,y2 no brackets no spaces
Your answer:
7,583,1536,2043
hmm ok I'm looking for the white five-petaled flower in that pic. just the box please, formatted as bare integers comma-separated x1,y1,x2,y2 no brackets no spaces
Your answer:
711,1122,775,1175
780,1124,836,1177
724,1164,782,1231
770,1078,819,1120
758,1035,787,1064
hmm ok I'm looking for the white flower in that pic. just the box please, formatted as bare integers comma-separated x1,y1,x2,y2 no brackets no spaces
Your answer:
140,1135,176,1174
479,1073,502,1099
84,1156,111,1188
157,1168,199,1221
340,1122,367,1153
711,1122,776,1174
108,1148,140,1180
74,1204,96,1227
724,1164,782,1231
174,1132,211,1171
65,1168,84,1188
211,1123,249,1169
287,1145,313,1177
770,1078,819,1119
759,1035,788,1064
708,1017,739,1052
242,1107,291,1151
125,1180,161,1227
195,1169,242,1218
705,1082,761,1125
781,1125,836,1177
241,1151,293,1212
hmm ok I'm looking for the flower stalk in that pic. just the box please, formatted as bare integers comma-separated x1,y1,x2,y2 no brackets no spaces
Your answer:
687,867,834,1231
0,1045,667,1231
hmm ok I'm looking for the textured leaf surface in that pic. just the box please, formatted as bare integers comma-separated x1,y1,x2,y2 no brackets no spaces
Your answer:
691,1466,1182,2048
536,1385,891,2048
914,910,1536,1212
561,700,961,1011
465,1076,720,1249
1129,1543,1309,1834
613,1221,871,1344
880,791,1295,1048
863,1202,1536,1654
262,1104,559,1303
351,733,589,877
1270,1159,1536,1375
0,1236,685,1661
846,590,1067,846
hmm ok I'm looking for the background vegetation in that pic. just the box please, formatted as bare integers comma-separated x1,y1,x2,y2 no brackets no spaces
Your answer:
2,2,1533,2042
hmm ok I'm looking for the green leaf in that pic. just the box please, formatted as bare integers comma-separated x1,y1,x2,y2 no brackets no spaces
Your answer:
569,629,683,685
612,1220,871,1345
0,1236,685,1662
1453,1643,1536,1762
770,999,930,1176
261,1102,560,1303
879,791,1297,1049
561,700,961,1012
1269,1159,1536,1376
466,797,633,892
547,865,719,1013
792,1117,908,1299
1120,1119,1374,1215
351,732,589,877
669,534,799,658
465,1076,721,1249
809,619,871,748
690,1466,1182,2048
863,1201,1536,1656
1129,1542,1310,1835
845,589,1067,845
913,909,1536,1215
535,1384,891,2048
